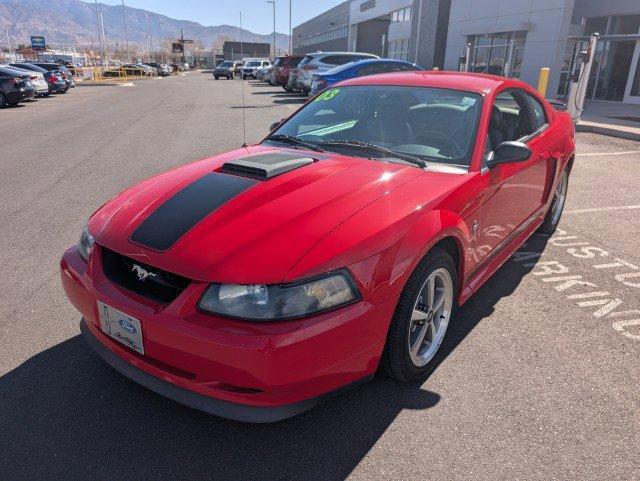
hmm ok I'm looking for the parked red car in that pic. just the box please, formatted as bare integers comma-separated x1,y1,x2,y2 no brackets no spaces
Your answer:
61,72,575,422
273,55,303,90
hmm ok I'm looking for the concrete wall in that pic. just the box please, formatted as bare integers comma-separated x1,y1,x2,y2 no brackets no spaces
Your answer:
410,0,451,68
572,0,640,22
223,42,270,61
294,38,349,55
355,18,391,55
293,1,350,54
349,0,413,24
444,0,576,98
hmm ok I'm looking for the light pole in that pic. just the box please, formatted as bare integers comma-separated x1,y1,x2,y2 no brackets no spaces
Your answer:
3,26,11,59
289,0,292,55
239,12,244,59
98,10,107,65
94,0,105,65
121,0,131,63
148,14,153,61
267,1,276,59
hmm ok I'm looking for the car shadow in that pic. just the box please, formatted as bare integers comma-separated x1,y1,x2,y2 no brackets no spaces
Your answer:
228,105,278,109
0,235,549,480
273,98,308,105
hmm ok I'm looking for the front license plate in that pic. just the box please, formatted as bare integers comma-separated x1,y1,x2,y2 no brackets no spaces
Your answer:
98,301,144,354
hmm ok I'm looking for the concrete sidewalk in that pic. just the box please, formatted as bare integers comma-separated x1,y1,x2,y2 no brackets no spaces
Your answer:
576,100,640,141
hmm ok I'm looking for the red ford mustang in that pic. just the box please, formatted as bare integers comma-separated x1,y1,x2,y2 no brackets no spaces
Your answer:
60,72,575,422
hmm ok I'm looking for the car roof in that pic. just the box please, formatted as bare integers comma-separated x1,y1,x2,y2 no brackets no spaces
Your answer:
336,70,515,95
306,51,377,57
321,58,420,75
10,63,48,72
0,66,28,75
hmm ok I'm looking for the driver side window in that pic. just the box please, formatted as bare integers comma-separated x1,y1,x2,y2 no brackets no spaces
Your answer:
488,90,535,152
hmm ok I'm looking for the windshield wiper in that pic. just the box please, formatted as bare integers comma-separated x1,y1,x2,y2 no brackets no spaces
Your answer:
318,140,427,168
264,134,324,152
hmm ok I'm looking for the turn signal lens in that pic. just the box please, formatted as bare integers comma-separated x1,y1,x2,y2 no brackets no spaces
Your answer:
78,225,95,262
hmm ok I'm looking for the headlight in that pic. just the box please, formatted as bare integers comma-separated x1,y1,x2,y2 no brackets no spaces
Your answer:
78,224,95,262
198,270,360,320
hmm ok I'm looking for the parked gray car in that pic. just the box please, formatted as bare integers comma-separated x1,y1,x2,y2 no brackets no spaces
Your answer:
213,61,235,79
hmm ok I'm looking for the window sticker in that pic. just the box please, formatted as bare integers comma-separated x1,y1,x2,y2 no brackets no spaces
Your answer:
461,96,477,106
315,88,340,101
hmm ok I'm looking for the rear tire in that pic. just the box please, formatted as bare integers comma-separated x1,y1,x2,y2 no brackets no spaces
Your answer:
381,248,457,383
539,169,569,235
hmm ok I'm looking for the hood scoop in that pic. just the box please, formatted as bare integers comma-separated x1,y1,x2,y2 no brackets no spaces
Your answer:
220,152,314,180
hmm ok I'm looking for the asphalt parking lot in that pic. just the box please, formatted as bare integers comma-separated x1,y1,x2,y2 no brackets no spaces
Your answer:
1,72,639,480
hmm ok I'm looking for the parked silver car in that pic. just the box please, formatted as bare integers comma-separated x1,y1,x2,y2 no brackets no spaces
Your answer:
294,52,379,93
1,64,49,96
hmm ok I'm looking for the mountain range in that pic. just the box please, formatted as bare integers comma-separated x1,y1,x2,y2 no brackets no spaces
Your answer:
0,0,290,53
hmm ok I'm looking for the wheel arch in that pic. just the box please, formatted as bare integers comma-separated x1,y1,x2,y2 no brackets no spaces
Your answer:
386,209,470,306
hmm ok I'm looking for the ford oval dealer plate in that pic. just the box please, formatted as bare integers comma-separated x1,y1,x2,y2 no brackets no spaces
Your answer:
97,301,144,354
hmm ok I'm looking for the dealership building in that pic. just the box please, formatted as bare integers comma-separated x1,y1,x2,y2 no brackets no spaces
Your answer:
293,0,452,69
293,0,640,104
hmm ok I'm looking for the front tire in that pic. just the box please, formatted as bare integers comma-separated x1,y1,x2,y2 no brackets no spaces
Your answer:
381,248,457,382
0,92,7,108
539,168,569,235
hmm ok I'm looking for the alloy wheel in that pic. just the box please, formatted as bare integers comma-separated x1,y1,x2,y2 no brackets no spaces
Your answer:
551,170,568,226
408,268,454,367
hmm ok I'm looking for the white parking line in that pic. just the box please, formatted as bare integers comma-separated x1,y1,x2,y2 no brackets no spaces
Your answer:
579,151,640,157
565,205,640,214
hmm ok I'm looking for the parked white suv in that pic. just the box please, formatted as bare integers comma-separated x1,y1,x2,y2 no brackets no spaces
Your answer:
241,59,272,79
295,52,379,93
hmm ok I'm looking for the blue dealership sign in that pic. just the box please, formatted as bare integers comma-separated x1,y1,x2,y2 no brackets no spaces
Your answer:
31,36,46,51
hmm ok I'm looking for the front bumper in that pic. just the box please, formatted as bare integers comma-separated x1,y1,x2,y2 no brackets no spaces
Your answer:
61,245,395,421
81,318,371,422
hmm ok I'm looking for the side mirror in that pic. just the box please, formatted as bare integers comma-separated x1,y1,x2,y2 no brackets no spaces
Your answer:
269,119,286,131
269,121,281,132
486,141,531,168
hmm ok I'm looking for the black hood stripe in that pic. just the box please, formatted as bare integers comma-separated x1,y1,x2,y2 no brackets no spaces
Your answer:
130,172,256,251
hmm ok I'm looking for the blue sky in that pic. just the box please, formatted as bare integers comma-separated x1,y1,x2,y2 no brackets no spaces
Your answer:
99,0,346,36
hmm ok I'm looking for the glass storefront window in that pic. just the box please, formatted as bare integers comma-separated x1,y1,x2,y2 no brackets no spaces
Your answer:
491,33,509,46
584,16,608,35
609,15,640,35
467,31,526,77
390,6,412,24
476,36,491,47
488,46,506,75
472,47,488,72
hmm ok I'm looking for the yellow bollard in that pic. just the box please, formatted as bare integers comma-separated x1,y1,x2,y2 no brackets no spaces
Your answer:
537,67,550,97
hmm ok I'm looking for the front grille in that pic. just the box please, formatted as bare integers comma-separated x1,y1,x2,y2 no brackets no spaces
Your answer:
102,247,191,304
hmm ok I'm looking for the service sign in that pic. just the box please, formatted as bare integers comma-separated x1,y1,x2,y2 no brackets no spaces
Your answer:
172,42,184,53
31,36,46,51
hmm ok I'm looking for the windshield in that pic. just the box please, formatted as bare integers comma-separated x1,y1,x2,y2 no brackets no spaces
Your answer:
247,61,261,67
298,55,313,67
220,61,233,67
267,85,482,166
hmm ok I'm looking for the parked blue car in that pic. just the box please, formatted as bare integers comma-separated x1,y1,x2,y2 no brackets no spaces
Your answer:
310,58,424,95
